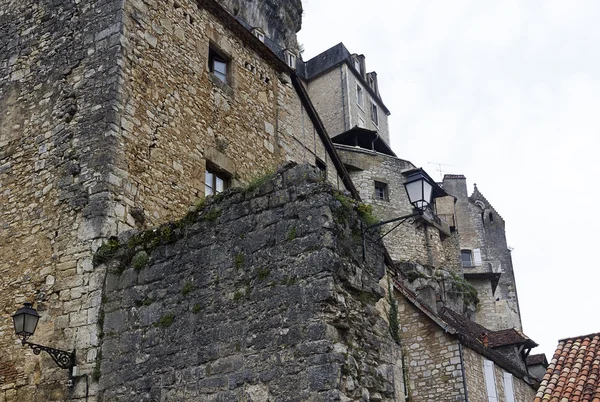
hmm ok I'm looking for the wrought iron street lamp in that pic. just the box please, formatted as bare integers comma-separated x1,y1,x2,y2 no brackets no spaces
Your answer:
362,171,436,260
12,303,76,381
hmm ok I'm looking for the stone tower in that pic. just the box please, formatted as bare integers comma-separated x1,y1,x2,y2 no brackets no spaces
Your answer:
442,175,522,331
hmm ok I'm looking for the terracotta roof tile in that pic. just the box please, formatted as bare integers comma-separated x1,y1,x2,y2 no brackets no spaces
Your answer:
534,332,600,402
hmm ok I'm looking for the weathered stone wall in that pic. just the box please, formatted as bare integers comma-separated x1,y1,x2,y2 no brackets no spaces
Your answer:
395,291,466,401
337,147,460,271
96,164,402,401
217,0,302,49
118,0,339,229
462,347,535,402
0,0,125,400
306,66,347,137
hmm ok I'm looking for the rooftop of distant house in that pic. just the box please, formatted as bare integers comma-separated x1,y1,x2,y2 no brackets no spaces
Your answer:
534,332,600,402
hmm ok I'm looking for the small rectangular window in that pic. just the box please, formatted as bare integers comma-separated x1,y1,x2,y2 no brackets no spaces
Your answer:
371,102,379,126
374,181,388,201
252,28,265,42
285,51,296,69
461,250,473,267
357,85,363,108
209,46,229,84
205,165,230,196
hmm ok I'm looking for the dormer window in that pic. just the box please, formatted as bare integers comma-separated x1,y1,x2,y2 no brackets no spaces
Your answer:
284,50,296,69
252,28,265,42
353,58,360,72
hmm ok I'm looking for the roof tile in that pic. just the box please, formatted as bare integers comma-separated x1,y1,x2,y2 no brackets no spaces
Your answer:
535,332,600,402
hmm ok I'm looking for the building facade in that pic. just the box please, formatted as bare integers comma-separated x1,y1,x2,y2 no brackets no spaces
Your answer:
1,0,540,400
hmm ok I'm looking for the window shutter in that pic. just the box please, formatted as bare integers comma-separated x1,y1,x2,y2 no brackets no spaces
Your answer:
483,359,498,402
473,248,482,266
503,372,515,402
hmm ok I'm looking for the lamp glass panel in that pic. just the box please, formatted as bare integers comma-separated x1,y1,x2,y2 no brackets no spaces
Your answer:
422,180,433,206
24,313,39,335
404,179,423,206
13,314,24,334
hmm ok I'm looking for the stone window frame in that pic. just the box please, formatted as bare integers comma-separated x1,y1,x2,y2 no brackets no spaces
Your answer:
374,181,388,202
208,43,231,86
205,162,231,196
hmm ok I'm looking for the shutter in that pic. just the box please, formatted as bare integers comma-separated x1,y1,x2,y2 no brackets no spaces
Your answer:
503,372,515,402
483,359,498,402
473,248,483,266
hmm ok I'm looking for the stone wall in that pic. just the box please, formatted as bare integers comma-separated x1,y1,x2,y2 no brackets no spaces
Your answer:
395,291,466,401
118,0,339,229
0,0,125,399
306,67,347,137
96,164,403,401
442,175,522,331
337,147,460,271
0,0,345,399
462,346,535,402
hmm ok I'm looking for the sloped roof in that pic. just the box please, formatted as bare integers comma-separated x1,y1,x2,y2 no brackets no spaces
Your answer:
527,353,548,367
534,332,600,402
392,280,537,386
489,328,538,349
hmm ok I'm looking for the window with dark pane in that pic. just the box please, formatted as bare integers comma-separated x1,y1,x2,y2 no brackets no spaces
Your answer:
205,167,229,196
209,46,229,83
461,250,473,267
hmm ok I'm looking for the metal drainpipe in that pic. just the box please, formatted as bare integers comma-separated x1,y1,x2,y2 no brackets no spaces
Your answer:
340,65,348,131
459,342,470,402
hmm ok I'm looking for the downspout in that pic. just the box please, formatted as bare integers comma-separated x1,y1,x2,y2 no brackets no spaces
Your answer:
459,342,470,402
340,65,348,131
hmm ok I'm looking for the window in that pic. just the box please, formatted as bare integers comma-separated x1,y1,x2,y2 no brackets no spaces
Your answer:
461,249,482,267
205,167,229,196
357,85,364,108
371,102,379,126
285,50,296,69
483,359,498,402
374,181,388,201
252,28,265,42
461,250,473,267
503,372,516,402
353,58,360,72
209,46,229,84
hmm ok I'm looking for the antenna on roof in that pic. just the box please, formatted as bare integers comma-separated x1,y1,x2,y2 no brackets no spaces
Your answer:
427,162,455,181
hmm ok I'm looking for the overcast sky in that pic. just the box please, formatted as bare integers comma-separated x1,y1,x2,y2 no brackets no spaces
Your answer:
298,0,600,360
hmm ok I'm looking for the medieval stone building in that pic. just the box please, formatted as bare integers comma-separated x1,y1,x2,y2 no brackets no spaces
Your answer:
0,0,541,400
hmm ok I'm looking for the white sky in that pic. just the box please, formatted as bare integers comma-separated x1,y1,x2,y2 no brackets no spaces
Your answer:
298,0,600,360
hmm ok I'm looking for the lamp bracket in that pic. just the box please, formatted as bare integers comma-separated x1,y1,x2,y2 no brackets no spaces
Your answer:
22,340,75,371
361,211,422,261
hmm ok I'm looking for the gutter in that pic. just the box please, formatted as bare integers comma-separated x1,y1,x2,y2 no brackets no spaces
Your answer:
459,343,470,402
